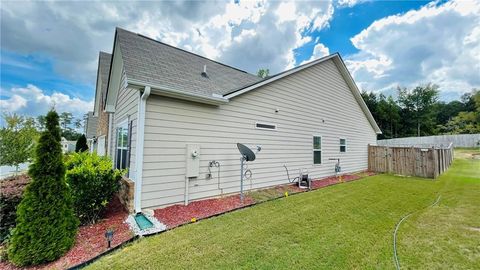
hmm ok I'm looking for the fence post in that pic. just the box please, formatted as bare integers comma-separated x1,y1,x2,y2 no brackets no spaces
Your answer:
433,146,439,179
368,144,372,171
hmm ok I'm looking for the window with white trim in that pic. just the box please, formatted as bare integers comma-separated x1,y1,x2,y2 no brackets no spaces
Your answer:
115,121,131,171
340,138,347,153
313,136,322,164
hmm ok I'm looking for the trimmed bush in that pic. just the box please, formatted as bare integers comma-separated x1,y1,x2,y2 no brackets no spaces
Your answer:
65,152,124,225
0,174,29,242
7,111,78,266
75,134,88,152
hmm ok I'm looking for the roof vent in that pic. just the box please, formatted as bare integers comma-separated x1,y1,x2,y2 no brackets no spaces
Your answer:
201,64,208,77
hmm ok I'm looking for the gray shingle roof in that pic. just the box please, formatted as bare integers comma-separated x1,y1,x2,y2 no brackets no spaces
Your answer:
99,52,112,104
115,28,261,98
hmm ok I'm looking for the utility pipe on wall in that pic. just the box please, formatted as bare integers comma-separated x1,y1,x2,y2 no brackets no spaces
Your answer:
134,86,151,213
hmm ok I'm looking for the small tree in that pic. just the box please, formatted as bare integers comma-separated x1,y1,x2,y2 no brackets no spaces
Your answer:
257,68,269,79
0,113,38,172
75,134,88,152
7,110,78,266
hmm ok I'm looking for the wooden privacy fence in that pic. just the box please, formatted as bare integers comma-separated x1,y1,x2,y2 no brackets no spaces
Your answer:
368,143,453,179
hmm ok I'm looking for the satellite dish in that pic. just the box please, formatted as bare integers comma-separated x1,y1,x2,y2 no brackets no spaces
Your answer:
237,143,256,161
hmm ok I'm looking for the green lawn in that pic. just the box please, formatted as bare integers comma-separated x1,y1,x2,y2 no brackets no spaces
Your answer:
87,149,480,269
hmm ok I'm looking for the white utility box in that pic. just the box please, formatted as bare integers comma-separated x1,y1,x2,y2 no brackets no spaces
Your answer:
186,144,200,178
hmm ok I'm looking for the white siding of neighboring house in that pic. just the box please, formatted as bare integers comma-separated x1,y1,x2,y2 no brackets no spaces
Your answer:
111,66,139,180
141,59,377,209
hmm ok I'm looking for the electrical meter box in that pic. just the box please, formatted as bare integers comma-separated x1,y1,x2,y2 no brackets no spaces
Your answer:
186,144,200,178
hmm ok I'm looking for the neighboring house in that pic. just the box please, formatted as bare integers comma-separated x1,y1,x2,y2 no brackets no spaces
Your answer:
84,111,98,152
61,137,75,153
93,27,381,213
93,52,112,156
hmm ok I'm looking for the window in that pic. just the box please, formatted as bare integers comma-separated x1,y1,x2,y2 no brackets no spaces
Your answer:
313,136,322,164
115,121,132,171
255,122,277,130
340,138,347,153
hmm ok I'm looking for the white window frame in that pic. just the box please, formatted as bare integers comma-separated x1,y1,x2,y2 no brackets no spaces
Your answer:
255,122,277,131
313,135,322,165
115,119,129,171
340,137,347,153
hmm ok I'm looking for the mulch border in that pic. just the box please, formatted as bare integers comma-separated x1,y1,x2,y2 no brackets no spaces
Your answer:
69,171,375,269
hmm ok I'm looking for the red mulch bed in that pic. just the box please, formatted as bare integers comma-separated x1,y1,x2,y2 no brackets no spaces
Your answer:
154,172,375,229
0,174,30,197
154,194,255,228
310,171,375,189
0,197,133,270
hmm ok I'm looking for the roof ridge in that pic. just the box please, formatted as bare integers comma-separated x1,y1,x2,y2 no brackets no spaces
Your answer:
224,53,340,96
115,27,255,76
99,51,112,56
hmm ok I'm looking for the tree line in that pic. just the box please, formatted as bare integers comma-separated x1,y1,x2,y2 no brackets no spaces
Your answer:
0,111,87,171
361,84,480,139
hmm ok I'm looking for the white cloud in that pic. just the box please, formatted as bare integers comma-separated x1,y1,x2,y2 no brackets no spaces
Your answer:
0,95,27,112
346,0,480,94
1,0,334,80
0,85,93,118
337,0,367,8
301,43,331,65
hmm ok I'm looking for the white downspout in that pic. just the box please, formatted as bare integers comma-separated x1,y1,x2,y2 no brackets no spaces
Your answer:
134,86,151,213
107,113,113,157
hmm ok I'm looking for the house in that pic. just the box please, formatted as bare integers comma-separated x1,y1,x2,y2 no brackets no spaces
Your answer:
93,27,381,213
60,137,75,153
84,111,98,152
93,52,112,156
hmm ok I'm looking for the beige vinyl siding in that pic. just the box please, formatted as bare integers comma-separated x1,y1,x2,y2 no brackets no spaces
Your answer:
142,59,377,209
111,66,139,179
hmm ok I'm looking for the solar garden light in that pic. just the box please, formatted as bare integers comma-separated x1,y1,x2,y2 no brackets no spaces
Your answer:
105,228,114,248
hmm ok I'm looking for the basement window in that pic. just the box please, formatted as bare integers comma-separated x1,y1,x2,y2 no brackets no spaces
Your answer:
255,122,277,130
340,138,347,153
313,136,322,164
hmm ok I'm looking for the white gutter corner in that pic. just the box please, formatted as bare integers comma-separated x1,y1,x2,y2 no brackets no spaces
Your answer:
134,85,151,213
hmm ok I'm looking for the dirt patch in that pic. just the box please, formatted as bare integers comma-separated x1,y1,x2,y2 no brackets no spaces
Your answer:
467,227,480,232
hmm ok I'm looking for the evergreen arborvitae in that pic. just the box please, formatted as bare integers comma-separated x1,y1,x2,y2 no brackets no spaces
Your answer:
75,134,88,152
7,110,78,266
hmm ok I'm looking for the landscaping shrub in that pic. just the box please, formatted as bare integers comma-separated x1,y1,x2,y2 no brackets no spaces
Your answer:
75,134,88,152
7,110,78,266
65,152,124,225
0,174,29,242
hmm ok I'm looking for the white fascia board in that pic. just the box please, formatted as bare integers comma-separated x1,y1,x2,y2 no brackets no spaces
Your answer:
104,39,123,114
93,68,102,117
224,54,338,99
127,79,229,105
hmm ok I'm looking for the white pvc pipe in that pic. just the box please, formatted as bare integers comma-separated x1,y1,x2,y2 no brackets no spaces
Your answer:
184,176,189,205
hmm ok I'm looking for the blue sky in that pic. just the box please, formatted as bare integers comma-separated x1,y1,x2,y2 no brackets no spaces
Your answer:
295,1,428,62
1,0,479,119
